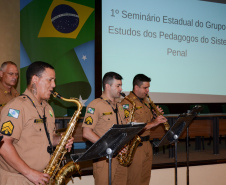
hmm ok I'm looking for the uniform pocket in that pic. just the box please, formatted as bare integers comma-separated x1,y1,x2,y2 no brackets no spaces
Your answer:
134,109,144,121
30,123,45,144
102,114,112,122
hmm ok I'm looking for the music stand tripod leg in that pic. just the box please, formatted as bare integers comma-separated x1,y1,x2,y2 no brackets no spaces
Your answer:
173,134,179,185
106,148,113,185
186,126,190,185
175,140,178,185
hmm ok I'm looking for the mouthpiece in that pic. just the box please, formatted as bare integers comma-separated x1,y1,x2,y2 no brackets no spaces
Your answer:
120,92,126,97
51,91,62,99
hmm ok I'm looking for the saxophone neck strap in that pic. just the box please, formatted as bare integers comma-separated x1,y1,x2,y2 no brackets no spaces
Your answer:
132,91,143,103
131,92,152,111
100,97,119,125
20,94,53,154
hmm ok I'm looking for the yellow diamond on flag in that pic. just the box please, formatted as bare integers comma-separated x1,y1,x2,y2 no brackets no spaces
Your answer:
38,0,94,39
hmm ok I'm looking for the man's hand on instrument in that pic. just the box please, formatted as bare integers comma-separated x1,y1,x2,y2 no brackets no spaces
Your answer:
152,105,164,115
156,105,164,114
153,115,167,126
145,115,167,130
65,137,74,152
25,168,50,185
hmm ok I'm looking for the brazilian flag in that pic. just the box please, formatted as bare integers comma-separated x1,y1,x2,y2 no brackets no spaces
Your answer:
20,0,95,116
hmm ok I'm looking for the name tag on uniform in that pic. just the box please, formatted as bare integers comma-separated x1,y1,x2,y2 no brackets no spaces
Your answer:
136,106,142,110
34,119,44,123
103,112,112,116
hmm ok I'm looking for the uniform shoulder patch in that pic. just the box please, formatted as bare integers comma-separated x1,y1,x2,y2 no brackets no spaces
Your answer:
84,116,93,125
119,106,123,111
87,107,95,114
144,103,150,108
49,110,53,117
123,104,129,109
124,109,130,118
8,109,20,119
1,121,14,136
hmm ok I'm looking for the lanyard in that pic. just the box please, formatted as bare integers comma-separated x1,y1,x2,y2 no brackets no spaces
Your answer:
131,91,152,111
21,94,53,154
100,97,119,125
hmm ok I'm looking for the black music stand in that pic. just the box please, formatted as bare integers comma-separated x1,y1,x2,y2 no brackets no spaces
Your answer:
153,105,202,185
71,122,146,185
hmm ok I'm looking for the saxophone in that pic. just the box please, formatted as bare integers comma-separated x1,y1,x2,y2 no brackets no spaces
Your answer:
43,91,82,185
147,95,170,131
117,92,142,167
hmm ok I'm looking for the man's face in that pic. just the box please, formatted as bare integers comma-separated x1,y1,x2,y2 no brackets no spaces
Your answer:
35,68,56,102
135,81,150,99
0,64,19,89
110,79,122,98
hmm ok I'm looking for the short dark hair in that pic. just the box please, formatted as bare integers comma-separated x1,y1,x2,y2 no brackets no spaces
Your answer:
26,61,54,86
102,72,123,90
133,74,151,89
0,61,17,71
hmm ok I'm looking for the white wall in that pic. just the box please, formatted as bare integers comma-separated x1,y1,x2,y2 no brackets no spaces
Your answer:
67,163,226,185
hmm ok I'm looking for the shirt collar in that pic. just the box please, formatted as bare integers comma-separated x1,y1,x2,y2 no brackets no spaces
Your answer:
0,81,13,94
101,93,121,105
101,94,111,101
24,88,47,107
131,91,142,101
